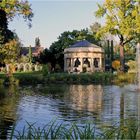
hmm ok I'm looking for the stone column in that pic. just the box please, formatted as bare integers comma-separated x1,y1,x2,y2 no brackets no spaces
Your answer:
35,64,39,71
71,58,74,72
93,58,95,72
69,58,72,72
90,58,93,72
24,64,27,72
99,57,102,69
17,64,20,71
79,58,83,72
6,64,10,72
29,64,32,71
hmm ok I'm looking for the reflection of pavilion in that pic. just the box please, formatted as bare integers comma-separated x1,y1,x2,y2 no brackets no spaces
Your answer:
66,85,103,113
64,40,104,73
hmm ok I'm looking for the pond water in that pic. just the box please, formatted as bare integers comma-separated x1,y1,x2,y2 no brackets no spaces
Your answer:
0,84,139,138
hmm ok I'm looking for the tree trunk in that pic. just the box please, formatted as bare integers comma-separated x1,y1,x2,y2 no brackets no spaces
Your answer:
0,9,13,44
119,43,125,72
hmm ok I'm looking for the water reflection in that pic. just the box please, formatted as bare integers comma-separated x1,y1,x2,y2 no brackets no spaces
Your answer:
66,85,103,113
0,84,139,137
0,85,19,139
101,85,138,127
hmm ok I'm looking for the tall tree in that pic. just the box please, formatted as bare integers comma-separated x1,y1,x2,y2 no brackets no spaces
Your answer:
35,37,41,47
0,0,33,63
95,0,139,72
0,9,13,44
29,45,32,63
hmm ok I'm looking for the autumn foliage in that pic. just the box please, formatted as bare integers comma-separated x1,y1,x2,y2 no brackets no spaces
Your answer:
112,60,120,71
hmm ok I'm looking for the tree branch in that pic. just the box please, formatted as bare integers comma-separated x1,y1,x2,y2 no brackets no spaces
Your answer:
123,37,133,45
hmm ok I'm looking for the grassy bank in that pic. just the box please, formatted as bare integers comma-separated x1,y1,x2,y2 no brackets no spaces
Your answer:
0,72,113,85
0,72,136,85
6,119,139,139
44,72,113,84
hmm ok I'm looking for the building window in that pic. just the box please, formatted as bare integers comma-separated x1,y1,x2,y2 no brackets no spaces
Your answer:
83,58,90,67
94,58,99,68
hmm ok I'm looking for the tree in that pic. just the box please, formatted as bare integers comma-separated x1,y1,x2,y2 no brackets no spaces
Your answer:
35,37,41,47
29,45,32,63
0,0,33,27
0,0,33,63
0,32,22,63
95,0,139,72
0,9,14,44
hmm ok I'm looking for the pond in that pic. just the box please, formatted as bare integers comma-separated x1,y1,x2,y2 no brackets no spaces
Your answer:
0,84,139,139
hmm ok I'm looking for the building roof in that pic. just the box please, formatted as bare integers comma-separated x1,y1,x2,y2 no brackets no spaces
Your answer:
69,40,100,48
64,40,104,53
20,46,44,56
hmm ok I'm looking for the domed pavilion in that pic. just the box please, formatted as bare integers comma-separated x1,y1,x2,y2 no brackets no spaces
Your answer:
64,40,105,73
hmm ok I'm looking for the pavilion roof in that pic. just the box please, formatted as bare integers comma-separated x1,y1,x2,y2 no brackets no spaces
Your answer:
69,40,100,48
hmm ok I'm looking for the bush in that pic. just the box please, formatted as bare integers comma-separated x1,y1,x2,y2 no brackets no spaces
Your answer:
42,64,49,76
55,64,62,72
112,60,120,71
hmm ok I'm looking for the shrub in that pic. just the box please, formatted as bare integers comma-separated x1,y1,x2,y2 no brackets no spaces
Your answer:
112,60,120,71
42,64,49,76
127,60,136,73
55,64,62,72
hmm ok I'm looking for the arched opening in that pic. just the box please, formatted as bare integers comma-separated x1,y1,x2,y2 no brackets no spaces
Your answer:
14,64,18,72
25,64,30,71
19,64,24,72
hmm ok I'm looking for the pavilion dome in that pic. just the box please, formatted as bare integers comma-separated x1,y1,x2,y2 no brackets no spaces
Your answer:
64,40,104,53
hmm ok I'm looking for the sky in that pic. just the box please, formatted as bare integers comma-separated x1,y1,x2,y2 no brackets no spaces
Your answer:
9,0,104,48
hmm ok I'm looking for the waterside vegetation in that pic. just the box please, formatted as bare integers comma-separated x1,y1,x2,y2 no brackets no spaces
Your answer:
6,119,139,140
0,71,136,86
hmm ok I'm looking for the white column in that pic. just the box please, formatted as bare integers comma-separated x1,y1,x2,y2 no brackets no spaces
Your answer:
17,64,20,71
90,58,93,72
24,64,27,72
71,58,74,72
6,64,10,72
79,58,83,72
99,58,102,70
35,65,38,71
92,57,95,72
29,64,32,71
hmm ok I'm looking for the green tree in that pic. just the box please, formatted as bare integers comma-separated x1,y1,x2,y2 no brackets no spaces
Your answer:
0,0,33,63
29,45,32,63
0,0,33,27
35,37,41,47
0,9,13,44
0,32,22,63
0,0,33,44
95,0,139,72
